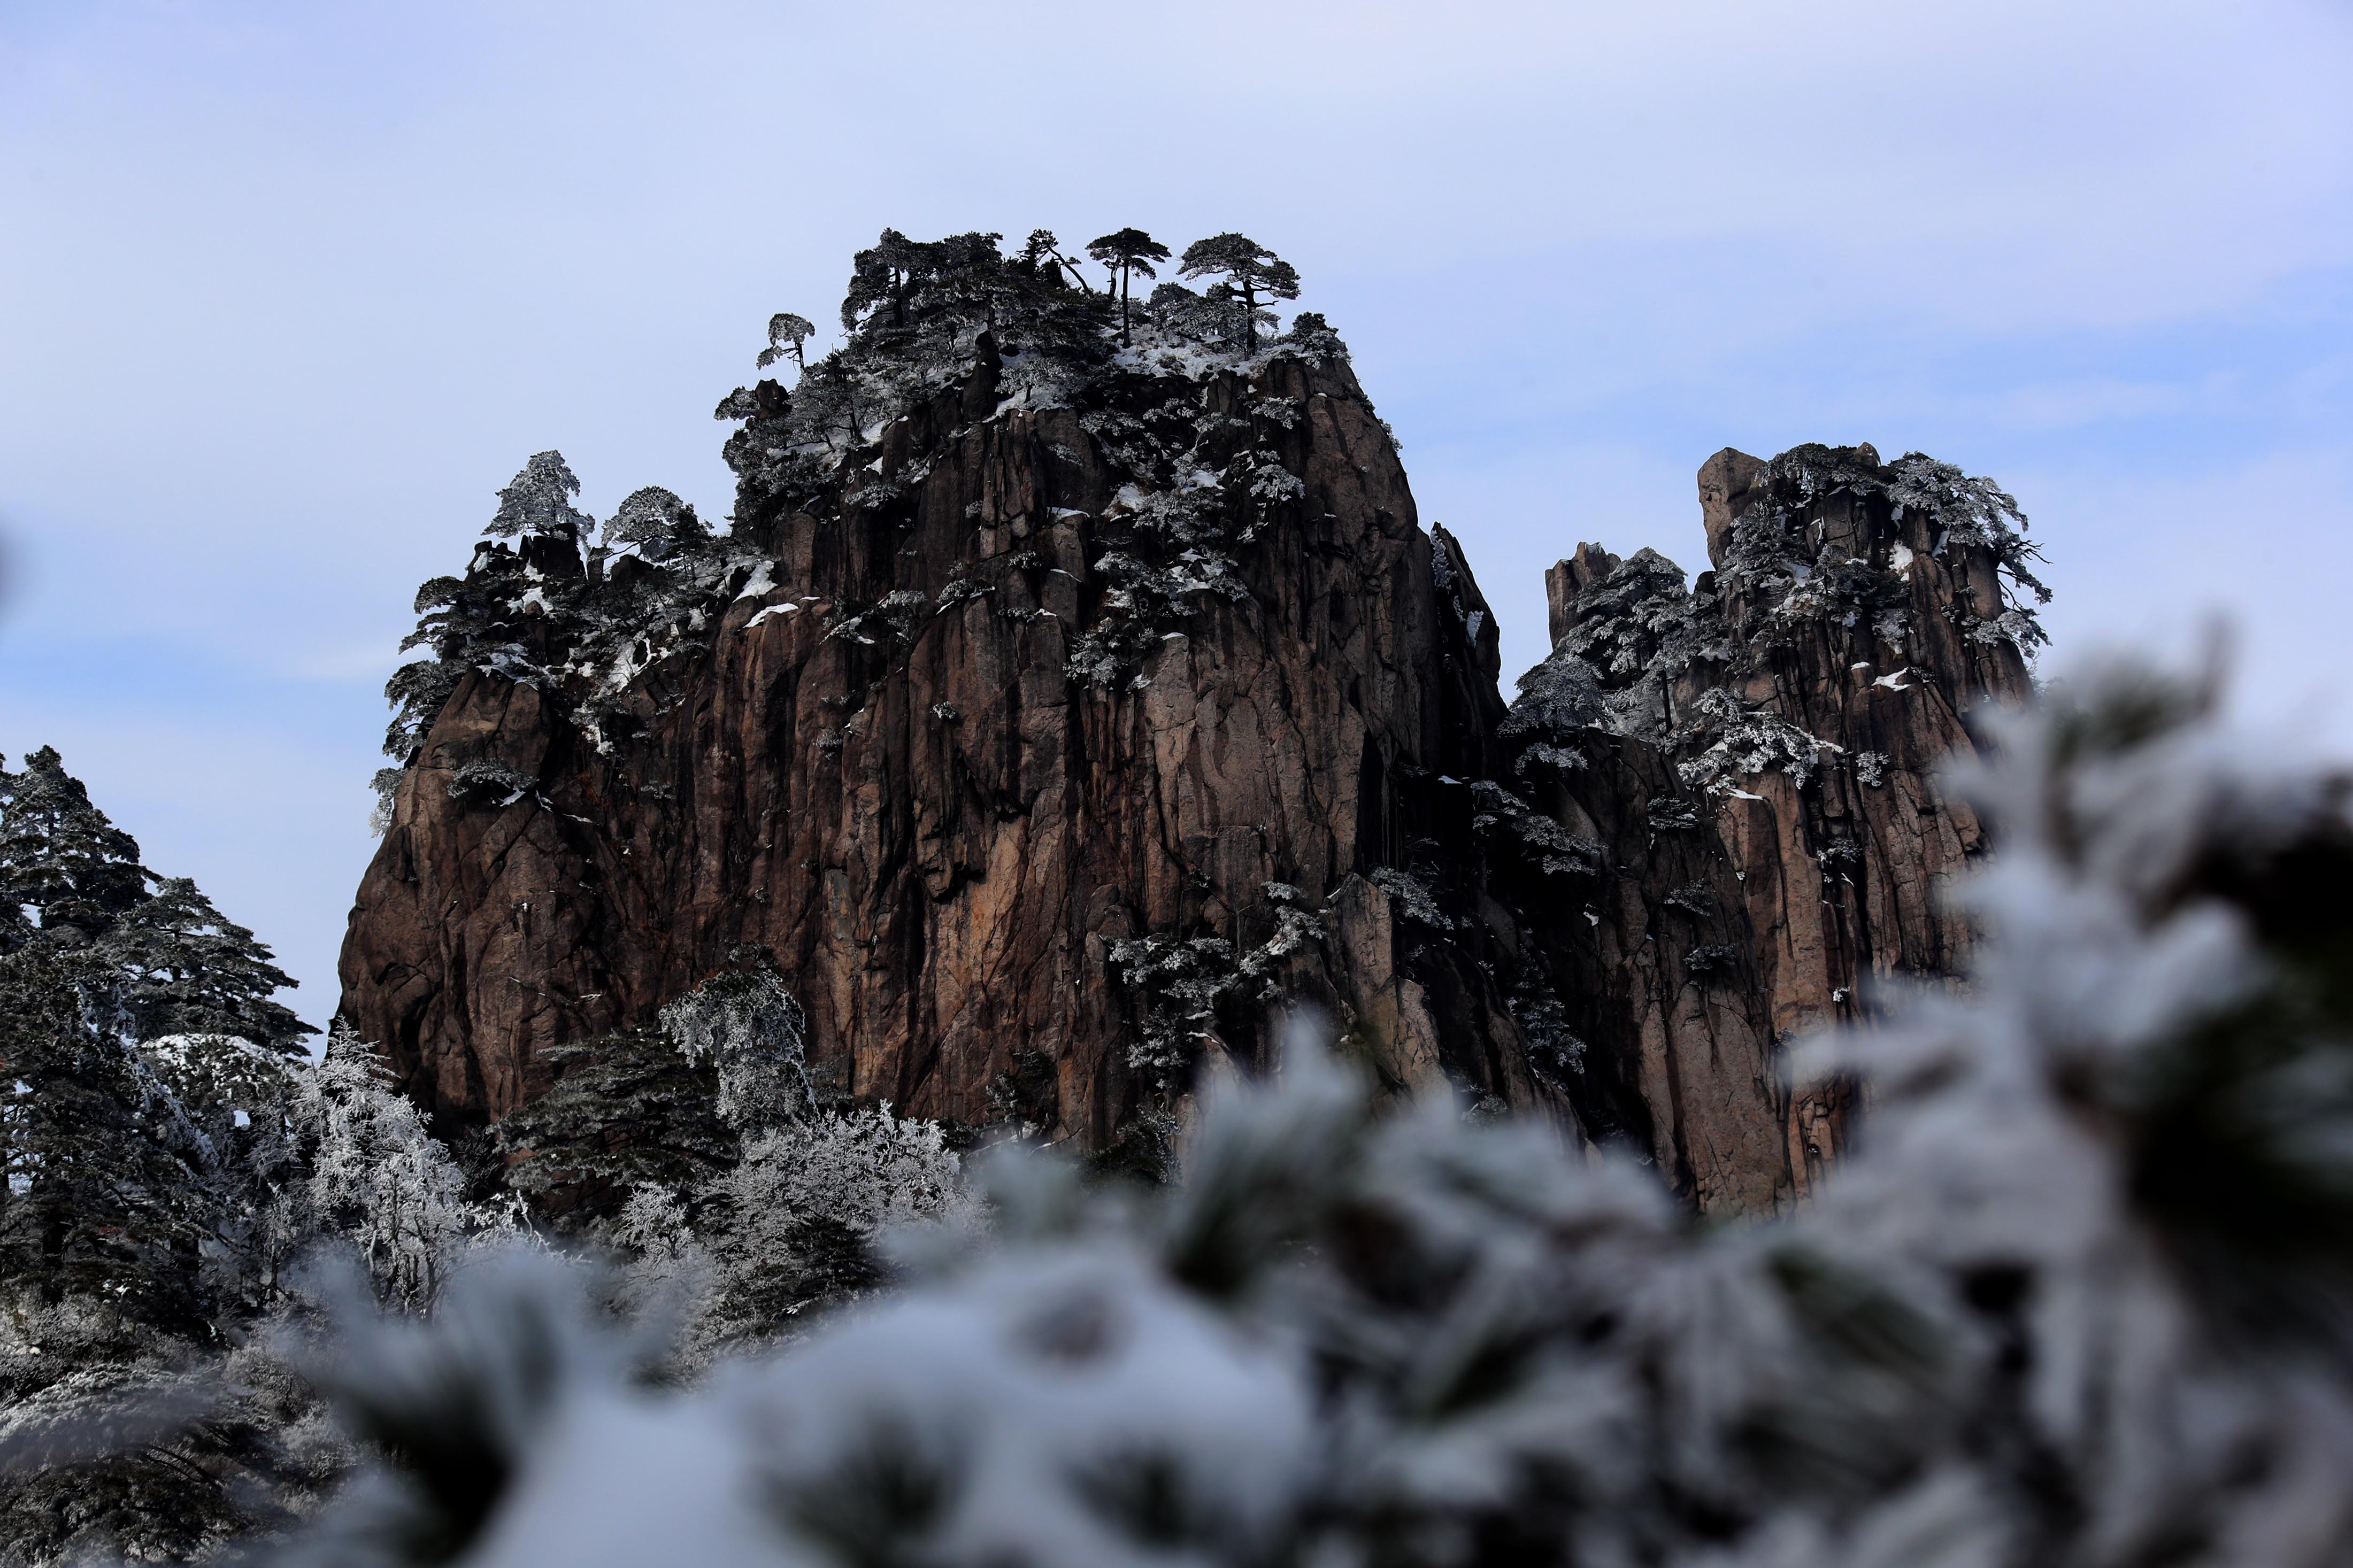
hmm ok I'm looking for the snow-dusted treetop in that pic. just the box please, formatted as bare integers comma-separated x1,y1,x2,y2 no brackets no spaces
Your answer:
486,451,594,542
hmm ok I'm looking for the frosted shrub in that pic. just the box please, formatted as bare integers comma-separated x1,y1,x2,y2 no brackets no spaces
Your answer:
684,1106,972,1357
222,650,2353,1566
724,1106,970,1242
495,964,971,1358
659,964,811,1132
1675,687,1830,794
1797,648,2353,1566
284,1027,486,1312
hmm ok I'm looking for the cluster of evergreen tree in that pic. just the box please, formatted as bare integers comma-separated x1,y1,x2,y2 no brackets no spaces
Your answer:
713,226,1317,519
33,223,2347,1566
0,747,312,1327
0,751,513,1559
0,752,966,1561
494,959,968,1368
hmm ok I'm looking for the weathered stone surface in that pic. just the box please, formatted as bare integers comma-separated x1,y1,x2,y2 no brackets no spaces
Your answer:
1496,444,2041,1206
342,353,1542,1146
1498,736,1792,1212
1696,445,1769,563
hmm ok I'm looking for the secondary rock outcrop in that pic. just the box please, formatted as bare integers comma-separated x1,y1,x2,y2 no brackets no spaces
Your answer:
1492,444,2044,1205
341,234,2050,1210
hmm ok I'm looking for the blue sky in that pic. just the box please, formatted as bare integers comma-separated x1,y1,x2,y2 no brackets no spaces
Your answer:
3,0,2349,1030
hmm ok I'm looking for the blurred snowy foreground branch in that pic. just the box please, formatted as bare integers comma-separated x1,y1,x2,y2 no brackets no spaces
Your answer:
242,652,2353,1566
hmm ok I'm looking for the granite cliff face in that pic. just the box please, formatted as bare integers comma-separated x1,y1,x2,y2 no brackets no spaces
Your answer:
344,332,1539,1156
1491,444,2043,1206
342,242,2048,1210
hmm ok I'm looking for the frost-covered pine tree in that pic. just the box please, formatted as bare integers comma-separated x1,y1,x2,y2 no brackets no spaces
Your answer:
599,485,709,568
104,876,312,1053
494,954,966,1358
656,961,813,1135
837,226,927,332
690,1103,971,1354
0,746,151,949
141,1028,309,1312
485,450,593,544
0,746,317,1323
754,311,815,375
383,451,598,764
1018,228,1089,291
0,748,313,1052
283,1025,476,1312
0,751,344,1562
0,956,294,1548
638,962,965,1351
0,943,217,1332
1087,227,1172,343
494,1024,734,1229
1177,232,1300,350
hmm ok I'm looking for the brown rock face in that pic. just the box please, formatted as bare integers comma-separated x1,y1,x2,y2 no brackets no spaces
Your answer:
343,298,2047,1216
342,347,1537,1148
1495,444,2044,1204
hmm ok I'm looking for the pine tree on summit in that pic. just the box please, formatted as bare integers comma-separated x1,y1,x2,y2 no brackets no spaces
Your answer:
1179,232,1300,351
602,485,708,562
486,450,593,543
755,312,815,374
385,450,600,762
1087,227,1171,343
1015,228,1094,293
839,227,928,332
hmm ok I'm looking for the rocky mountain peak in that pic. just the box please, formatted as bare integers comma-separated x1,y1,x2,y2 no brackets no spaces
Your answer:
343,229,2050,1212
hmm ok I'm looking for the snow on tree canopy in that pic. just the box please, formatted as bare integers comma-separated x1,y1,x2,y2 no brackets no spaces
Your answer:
1177,233,1301,352
287,1026,483,1312
602,485,706,559
1717,445,2051,656
658,962,812,1133
486,450,593,541
0,745,151,945
756,312,815,372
